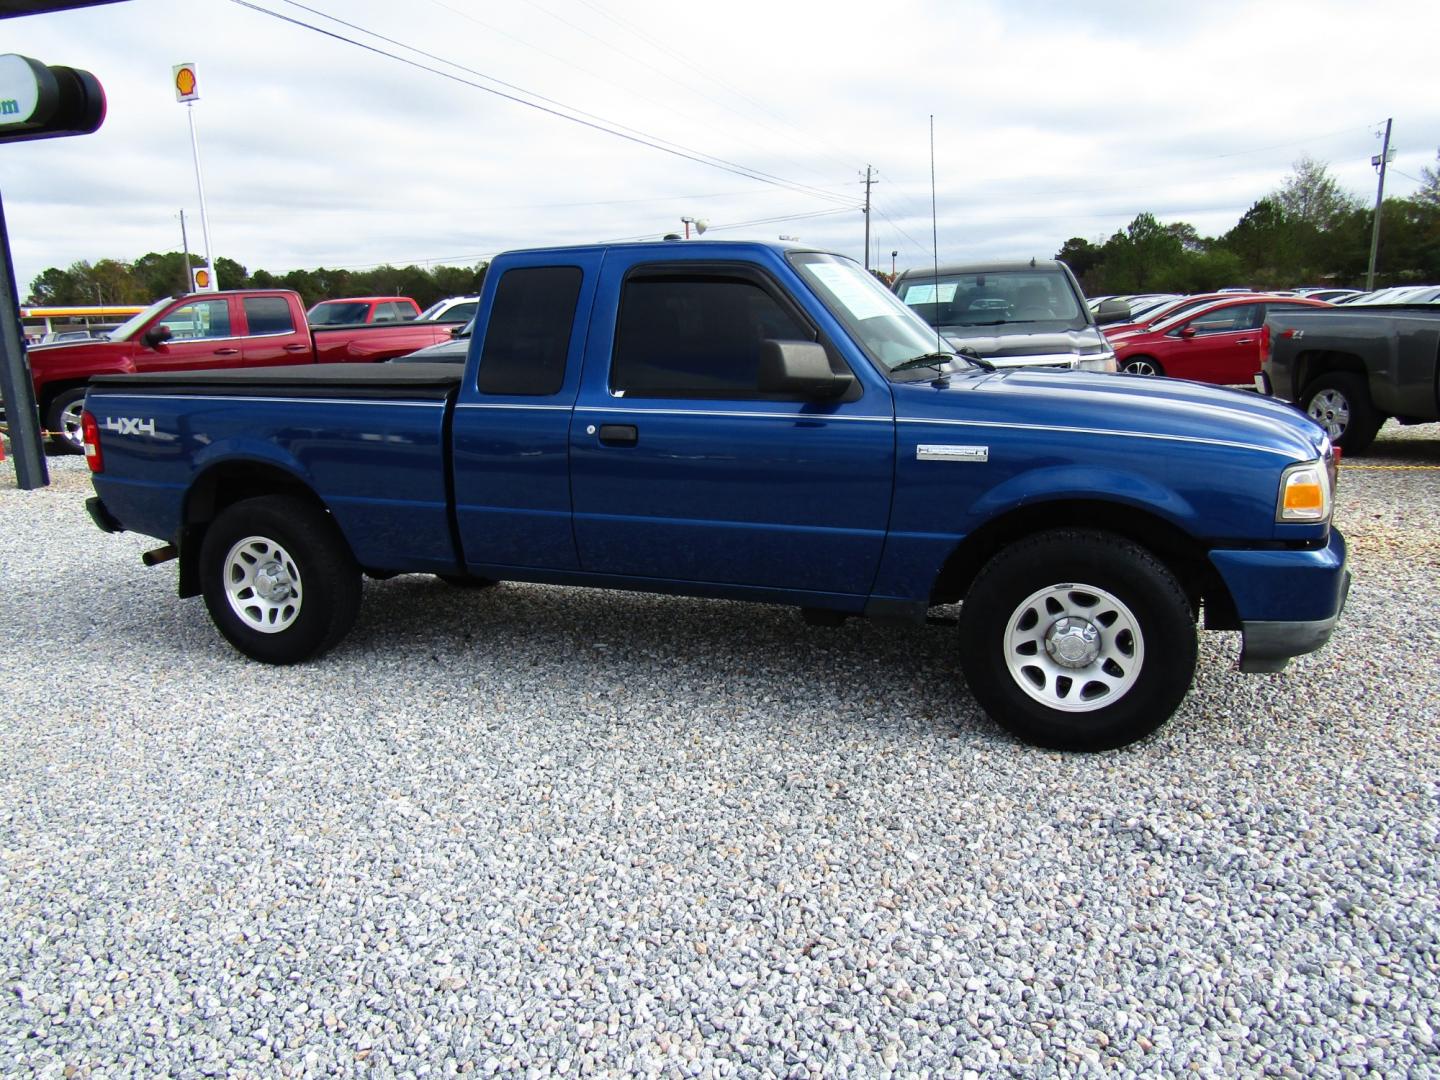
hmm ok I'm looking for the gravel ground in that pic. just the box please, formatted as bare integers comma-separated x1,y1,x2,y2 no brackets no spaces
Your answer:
1,424,1438,1078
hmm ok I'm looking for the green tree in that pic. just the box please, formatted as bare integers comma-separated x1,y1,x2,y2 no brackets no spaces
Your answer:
1220,199,1296,285
1098,213,1185,292
1274,156,1361,230
1417,148,1440,209
1054,237,1103,285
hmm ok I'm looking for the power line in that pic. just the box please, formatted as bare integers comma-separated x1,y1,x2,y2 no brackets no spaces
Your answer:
229,0,857,208
271,0,854,206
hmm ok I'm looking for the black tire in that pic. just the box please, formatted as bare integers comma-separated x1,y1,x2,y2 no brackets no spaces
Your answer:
44,388,88,454
1302,372,1381,454
199,495,362,664
958,529,1197,751
1121,356,1163,377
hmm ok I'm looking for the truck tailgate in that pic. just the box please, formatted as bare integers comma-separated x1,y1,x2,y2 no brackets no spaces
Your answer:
85,364,464,572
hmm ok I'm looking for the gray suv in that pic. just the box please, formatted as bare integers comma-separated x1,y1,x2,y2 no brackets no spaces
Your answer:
892,260,1120,372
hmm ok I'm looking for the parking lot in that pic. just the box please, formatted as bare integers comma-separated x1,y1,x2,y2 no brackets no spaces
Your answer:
1,425,1438,1076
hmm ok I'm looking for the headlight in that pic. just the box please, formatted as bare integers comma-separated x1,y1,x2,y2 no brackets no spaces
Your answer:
1076,348,1117,373
1276,459,1332,523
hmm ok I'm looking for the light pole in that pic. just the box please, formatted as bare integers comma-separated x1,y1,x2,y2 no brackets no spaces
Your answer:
173,63,217,290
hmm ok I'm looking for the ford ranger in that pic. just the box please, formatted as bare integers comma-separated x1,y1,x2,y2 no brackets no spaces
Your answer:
21,288,457,452
79,242,1349,751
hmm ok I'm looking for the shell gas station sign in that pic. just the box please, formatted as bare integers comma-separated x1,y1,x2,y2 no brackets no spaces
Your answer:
172,62,198,102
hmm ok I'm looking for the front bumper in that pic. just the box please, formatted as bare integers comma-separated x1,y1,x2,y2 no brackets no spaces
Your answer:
1208,528,1350,673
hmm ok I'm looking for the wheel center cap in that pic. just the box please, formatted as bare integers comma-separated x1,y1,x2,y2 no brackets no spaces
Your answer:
1046,617,1101,668
254,562,292,602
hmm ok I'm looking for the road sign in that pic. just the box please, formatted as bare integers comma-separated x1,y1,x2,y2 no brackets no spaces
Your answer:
173,63,198,103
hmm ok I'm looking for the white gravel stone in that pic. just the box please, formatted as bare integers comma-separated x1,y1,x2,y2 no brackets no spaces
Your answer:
1,426,1438,1077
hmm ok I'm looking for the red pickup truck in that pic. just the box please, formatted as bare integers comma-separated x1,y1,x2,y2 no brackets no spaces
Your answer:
23,289,458,451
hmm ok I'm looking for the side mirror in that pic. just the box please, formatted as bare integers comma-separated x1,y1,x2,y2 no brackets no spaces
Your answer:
1094,299,1131,325
143,325,173,348
1179,326,1197,340
758,340,853,399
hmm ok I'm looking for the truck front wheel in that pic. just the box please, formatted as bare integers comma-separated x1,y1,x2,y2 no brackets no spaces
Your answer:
1302,372,1381,453
199,496,362,664
958,529,1197,751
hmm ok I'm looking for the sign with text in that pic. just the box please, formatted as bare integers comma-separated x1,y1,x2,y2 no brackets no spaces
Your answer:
0,53,104,142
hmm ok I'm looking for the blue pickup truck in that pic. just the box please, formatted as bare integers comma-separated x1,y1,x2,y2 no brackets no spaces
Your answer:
79,241,1349,750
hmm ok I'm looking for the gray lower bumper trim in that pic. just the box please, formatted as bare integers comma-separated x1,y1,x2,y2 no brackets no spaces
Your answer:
1237,572,1351,673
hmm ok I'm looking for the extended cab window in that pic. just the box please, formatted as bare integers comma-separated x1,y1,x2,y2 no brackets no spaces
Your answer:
611,273,812,397
477,266,583,395
159,298,231,340
243,296,295,335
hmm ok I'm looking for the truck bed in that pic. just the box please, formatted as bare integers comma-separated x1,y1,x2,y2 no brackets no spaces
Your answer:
84,363,467,573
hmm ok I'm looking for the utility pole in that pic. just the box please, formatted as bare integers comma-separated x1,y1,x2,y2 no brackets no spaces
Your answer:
861,165,876,272
1366,118,1393,291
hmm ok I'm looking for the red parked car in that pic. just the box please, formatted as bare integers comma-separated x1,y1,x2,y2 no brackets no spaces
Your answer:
306,296,421,325
1101,291,1277,336
24,289,456,452
1110,295,1331,384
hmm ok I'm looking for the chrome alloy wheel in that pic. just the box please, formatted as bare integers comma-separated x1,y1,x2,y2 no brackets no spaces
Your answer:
1306,387,1350,440
1003,583,1144,712
59,397,86,451
222,536,303,634
1123,358,1160,376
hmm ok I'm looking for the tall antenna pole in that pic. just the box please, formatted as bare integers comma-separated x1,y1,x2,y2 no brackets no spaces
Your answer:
930,117,941,356
861,165,875,272
1365,118,1393,291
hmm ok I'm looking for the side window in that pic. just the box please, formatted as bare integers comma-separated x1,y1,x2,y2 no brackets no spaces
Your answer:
159,299,231,340
1189,303,1258,335
611,274,812,397
373,302,399,323
243,296,296,335
477,266,583,396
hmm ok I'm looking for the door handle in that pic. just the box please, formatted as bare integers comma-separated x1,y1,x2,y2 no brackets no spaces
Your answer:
1235,338,1254,345
283,343,309,352
597,424,638,447
214,347,240,356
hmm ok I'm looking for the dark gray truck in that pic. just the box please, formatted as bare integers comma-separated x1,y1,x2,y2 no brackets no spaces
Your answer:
892,260,1123,372
1260,305,1440,452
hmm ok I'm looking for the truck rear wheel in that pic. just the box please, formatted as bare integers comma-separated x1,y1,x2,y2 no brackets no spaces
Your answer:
958,529,1196,751
199,495,361,664
44,388,88,454
1302,372,1381,453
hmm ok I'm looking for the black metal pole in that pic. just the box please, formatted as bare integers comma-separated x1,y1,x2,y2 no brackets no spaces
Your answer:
0,186,50,489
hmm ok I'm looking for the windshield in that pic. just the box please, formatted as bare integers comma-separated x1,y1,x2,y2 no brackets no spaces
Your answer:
789,252,950,370
105,296,175,342
308,301,370,325
897,268,1085,328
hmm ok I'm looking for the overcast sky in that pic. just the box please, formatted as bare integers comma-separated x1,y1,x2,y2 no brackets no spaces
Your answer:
3,0,1438,297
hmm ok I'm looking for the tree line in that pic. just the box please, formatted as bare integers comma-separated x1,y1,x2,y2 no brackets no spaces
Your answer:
23,153,1440,308
26,251,488,311
1057,154,1440,295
